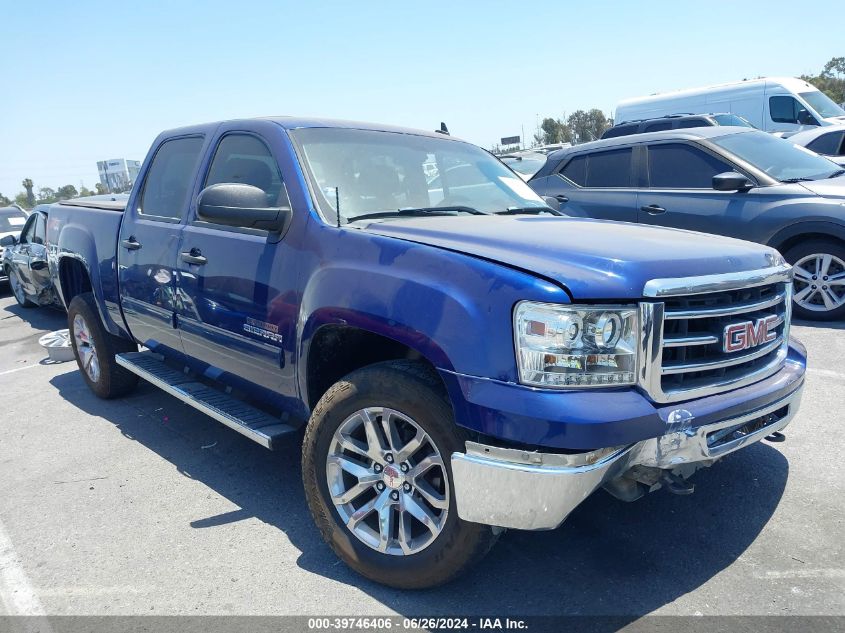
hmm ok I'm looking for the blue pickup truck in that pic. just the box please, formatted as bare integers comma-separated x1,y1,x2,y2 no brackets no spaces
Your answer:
47,117,807,588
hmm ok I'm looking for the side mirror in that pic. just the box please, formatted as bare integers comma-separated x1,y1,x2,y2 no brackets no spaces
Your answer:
197,183,292,232
712,171,754,192
797,109,819,126
0,235,17,247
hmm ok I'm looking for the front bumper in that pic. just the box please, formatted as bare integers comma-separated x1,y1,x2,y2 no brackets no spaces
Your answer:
451,381,803,530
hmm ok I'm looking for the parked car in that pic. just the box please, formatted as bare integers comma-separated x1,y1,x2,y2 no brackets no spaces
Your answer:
0,204,32,288
529,126,845,320
47,117,805,588
1,205,54,307
602,113,753,139
616,77,845,134
788,124,845,166
499,151,548,180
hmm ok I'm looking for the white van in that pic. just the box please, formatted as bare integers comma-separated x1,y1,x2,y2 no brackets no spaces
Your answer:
615,77,845,134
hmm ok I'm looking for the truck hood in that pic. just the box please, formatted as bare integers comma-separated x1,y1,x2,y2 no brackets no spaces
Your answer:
363,216,782,299
797,173,845,199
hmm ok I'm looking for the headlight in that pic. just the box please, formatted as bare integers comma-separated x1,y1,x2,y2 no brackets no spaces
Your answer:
514,302,638,388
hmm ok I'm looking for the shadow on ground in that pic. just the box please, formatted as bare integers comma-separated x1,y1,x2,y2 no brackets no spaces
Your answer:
49,369,788,620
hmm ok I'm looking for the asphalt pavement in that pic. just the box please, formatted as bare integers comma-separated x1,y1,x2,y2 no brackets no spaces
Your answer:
0,291,842,619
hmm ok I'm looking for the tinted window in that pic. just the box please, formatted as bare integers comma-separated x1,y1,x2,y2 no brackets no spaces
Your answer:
205,134,289,207
19,216,36,243
648,143,732,188
712,114,754,128
139,137,204,218
643,120,673,132
585,148,632,187
806,131,845,156
769,96,806,124
32,213,47,245
677,118,712,129
602,124,637,139
560,155,586,185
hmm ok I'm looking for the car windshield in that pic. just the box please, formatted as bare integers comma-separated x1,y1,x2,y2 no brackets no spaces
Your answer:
500,154,547,178
799,90,845,119
710,130,841,181
0,208,27,232
712,114,755,128
291,128,547,223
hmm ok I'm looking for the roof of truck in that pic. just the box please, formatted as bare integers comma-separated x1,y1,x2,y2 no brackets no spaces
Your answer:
617,76,817,108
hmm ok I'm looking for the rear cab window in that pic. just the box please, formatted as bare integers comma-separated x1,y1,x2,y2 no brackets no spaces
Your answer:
647,143,733,188
139,137,205,220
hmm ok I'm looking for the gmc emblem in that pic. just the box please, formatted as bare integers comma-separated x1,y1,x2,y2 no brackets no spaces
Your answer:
723,316,779,353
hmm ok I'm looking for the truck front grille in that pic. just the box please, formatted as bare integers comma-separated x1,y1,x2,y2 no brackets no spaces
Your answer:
639,265,793,403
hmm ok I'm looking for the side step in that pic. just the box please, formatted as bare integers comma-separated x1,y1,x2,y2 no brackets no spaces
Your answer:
115,351,296,449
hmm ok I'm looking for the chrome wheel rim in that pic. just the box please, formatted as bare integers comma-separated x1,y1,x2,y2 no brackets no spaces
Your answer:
792,253,845,312
326,407,450,556
72,314,100,382
9,273,26,305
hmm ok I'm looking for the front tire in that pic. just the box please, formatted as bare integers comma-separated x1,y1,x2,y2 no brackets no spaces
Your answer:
302,360,497,589
7,267,36,308
67,292,139,398
784,239,845,321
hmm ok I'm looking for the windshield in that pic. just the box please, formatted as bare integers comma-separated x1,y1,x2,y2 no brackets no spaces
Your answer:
712,114,755,128
500,154,547,177
0,208,27,232
710,130,841,181
291,128,547,223
799,90,845,119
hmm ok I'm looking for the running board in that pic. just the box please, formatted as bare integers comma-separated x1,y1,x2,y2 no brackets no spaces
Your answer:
115,351,296,449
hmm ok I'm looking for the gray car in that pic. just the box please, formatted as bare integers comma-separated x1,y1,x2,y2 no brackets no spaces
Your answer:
530,127,845,320
0,205,56,308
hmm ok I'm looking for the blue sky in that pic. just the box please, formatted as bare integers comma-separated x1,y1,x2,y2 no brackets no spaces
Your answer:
0,0,840,197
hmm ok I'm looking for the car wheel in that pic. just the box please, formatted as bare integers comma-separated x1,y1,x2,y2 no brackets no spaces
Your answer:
7,267,36,308
784,240,845,321
302,360,497,589
67,292,139,398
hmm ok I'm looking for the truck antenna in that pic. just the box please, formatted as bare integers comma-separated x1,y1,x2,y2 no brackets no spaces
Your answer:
335,187,341,228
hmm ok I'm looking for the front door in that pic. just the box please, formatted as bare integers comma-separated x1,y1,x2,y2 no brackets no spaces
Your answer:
636,141,759,239
175,126,298,397
118,135,206,356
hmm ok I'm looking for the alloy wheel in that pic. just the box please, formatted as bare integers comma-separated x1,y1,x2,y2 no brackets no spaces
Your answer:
72,313,100,383
792,253,845,312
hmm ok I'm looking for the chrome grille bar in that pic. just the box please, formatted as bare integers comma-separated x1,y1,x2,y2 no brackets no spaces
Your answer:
662,336,783,375
663,334,719,348
663,290,787,320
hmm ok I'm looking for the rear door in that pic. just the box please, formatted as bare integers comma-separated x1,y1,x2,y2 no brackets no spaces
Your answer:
636,141,759,238
174,123,298,396
118,135,206,355
534,147,638,221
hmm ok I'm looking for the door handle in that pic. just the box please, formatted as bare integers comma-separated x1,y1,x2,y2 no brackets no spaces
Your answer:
641,204,666,215
181,249,207,266
555,194,569,203
121,237,142,250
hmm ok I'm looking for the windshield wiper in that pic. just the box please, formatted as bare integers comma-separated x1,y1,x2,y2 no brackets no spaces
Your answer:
346,206,489,223
780,177,815,183
494,206,564,216
827,169,845,179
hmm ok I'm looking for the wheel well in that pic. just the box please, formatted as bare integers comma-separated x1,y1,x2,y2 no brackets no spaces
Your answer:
58,258,92,306
773,232,845,257
306,325,442,409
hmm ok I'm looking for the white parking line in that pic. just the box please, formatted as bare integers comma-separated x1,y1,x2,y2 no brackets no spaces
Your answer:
807,368,845,381
0,516,46,616
0,363,41,377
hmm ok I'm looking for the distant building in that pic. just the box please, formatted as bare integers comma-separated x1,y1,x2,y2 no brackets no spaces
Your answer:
97,158,141,192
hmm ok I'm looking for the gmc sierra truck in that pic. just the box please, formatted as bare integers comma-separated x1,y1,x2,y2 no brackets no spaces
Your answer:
47,117,807,589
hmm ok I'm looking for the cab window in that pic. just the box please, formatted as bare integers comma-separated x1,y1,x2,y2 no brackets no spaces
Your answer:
769,96,817,125
204,134,290,209
139,136,205,219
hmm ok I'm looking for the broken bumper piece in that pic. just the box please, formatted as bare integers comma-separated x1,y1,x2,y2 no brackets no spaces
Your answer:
450,384,802,530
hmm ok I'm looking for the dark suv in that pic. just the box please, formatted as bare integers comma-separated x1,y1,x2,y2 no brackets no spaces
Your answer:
529,126,845,320
602,113,753,139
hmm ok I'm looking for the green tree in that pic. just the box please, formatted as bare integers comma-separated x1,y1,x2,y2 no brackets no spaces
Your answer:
0,193,11,206
37,187,57,204
21,178,35,208
540,117,573,145
95,183,108,195
14,192,29,208
566,109,612,144
55,184,79,201
801,56,845,105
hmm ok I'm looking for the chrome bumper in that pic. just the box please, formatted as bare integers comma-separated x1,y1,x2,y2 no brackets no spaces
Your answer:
451,384,803,530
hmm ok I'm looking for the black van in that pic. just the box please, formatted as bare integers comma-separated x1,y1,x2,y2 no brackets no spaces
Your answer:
602,113,753,139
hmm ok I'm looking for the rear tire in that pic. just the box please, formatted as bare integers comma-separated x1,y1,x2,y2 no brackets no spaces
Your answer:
302,360,497,589
67,292,139,398
7,267,36,308
783,239,845,321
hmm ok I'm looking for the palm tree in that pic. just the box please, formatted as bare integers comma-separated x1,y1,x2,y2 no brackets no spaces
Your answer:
21,178,35,208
